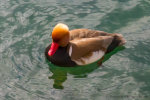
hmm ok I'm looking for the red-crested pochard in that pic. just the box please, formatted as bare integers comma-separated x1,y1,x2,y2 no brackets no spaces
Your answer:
45,23,126,67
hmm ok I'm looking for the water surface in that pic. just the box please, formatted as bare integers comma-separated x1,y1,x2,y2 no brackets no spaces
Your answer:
1,0,150,100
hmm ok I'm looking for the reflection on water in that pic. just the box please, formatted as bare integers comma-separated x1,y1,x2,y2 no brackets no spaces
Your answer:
48,62,99,89
47,46,125,89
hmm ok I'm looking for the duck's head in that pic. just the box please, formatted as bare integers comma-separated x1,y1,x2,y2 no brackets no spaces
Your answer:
48,23,70,56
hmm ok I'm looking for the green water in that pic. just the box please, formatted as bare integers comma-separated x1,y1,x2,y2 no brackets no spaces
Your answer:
1,0,150,100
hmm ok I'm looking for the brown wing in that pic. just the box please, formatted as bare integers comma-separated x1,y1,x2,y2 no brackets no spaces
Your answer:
69,29,110,40
69,36,113,60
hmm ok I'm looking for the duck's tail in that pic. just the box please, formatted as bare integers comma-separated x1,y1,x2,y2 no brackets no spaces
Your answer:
106,34,126,53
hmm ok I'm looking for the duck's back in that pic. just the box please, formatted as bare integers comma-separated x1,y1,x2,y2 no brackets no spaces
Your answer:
69,29,109,40
69,29,126,53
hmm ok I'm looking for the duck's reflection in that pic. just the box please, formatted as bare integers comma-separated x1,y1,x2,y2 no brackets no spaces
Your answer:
48,67,67,89
47,46,125,89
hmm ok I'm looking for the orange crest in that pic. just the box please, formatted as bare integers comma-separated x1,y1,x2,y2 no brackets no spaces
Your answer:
52,23,69,42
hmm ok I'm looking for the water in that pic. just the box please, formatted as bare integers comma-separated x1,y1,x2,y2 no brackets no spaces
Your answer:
0,0,150,100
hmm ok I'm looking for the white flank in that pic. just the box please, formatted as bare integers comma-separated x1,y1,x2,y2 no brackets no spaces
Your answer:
73,50,105,65
69,45,72,57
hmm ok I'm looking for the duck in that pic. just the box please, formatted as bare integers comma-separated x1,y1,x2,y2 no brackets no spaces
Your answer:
45,23,126,67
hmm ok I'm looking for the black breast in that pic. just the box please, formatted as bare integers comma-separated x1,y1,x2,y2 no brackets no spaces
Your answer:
45,44,77,67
